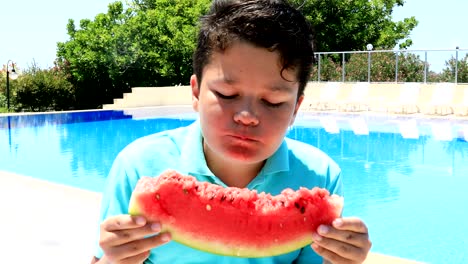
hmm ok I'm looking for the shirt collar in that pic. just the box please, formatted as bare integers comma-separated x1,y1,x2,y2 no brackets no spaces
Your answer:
180,120,215,177
261,139,290,175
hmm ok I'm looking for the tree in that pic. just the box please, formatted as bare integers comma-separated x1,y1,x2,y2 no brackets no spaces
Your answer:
57,0,210,109
291,0,418,52
440,53,468,83
14,62,75,112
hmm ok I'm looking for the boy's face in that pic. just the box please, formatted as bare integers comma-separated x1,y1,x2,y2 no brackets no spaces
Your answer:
191,41,303,167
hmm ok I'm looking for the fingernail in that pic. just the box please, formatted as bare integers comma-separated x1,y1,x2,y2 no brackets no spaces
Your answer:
333,218,343,227
318,225,329,235
311,243,320,251
161,233,171,242
312,232,322,242
151,223,161,232
136,217,146,225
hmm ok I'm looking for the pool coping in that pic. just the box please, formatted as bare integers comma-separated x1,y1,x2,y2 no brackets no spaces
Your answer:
0,171,426,264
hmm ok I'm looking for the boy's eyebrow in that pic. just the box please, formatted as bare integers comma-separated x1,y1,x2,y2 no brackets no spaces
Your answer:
210,77,295,93
268,84,295,93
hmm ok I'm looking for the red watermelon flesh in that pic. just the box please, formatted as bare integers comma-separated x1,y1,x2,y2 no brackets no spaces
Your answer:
128,170,343,257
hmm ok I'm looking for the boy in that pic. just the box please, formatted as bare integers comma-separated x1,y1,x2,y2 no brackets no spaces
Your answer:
91,0,371,263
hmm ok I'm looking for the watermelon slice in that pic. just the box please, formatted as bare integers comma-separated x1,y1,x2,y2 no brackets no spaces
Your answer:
129,170,343,257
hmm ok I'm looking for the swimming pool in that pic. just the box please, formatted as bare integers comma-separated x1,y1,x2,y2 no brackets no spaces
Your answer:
1,107,467,263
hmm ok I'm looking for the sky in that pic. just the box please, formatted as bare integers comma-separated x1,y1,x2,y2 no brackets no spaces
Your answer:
1,0,467,72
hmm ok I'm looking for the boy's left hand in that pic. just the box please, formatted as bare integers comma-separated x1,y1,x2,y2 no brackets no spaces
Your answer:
311,217,372,264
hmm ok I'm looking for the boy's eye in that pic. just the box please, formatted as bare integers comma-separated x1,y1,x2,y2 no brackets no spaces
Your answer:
262,99,283,108
215,91,237,100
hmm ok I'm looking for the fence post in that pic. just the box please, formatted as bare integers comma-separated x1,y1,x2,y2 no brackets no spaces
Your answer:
317,54,321,82
455,46,459,84
424,51,427,84
367,53,371,83
395,51,399,83
342,53,346,82
367,44,373,83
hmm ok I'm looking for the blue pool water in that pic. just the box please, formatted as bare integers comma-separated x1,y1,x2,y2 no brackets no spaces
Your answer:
1,108,467,263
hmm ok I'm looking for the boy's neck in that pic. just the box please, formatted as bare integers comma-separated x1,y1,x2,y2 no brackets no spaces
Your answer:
209,160,265,188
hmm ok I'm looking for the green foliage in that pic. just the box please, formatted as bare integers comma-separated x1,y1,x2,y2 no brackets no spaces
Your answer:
13,63,75,112
395,52,426,82
311,55,342,81
57,0,210,109
312,50,428,82
0,69,17,110
440,53,468,83
291,0,418,51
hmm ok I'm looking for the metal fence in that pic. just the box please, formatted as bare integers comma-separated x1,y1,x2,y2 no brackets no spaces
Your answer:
314,48,468,84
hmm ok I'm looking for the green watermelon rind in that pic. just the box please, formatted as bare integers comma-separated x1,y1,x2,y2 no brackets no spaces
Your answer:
164,224,313,257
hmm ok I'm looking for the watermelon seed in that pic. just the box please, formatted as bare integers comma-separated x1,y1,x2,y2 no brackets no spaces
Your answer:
300,206,306,214
155,194,160,200
206,204,212,211
220,195,227,202
294,202,300,209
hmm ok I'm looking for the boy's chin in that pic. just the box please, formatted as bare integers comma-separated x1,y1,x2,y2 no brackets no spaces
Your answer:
224,149,268,165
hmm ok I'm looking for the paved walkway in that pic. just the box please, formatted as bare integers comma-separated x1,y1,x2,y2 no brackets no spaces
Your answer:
1,171,101,264
0,171,424,264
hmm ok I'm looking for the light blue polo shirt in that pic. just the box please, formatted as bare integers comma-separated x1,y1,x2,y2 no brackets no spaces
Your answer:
96,120,342,263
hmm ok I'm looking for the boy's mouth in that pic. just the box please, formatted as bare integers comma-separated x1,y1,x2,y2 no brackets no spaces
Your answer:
229,134,257,142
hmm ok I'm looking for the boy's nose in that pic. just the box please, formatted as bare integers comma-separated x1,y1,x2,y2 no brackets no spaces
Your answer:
234,110,259,126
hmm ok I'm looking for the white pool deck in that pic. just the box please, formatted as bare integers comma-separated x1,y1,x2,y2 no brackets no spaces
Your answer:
0,171,425,264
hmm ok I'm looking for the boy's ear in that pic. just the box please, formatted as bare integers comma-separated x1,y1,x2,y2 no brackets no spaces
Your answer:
190,74,200,112
290,95,304,126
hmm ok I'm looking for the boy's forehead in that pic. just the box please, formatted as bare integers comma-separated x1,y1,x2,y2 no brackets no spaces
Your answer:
206,43,299,79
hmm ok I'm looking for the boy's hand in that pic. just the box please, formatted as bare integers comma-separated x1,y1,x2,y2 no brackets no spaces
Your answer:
311,217,371,264
98,215,171,264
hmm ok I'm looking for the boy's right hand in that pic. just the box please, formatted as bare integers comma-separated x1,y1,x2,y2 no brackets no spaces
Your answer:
97,215,171,264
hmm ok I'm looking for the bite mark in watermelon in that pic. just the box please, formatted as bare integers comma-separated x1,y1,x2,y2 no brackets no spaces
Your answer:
129,170,343,257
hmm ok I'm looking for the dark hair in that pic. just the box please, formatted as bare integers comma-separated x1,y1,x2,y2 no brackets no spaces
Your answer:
192,0,315,97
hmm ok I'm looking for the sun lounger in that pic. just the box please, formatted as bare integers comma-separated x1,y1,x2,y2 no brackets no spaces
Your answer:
306,82,341,111
421,83,455,115
453,86,468,116
338,82,370,112
386,82,421,114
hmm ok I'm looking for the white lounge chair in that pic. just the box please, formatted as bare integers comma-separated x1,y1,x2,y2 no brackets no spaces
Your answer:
339,82,370,112
308,82,341,111
387,82,421,114
454,86,468,116
422,83,455,115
